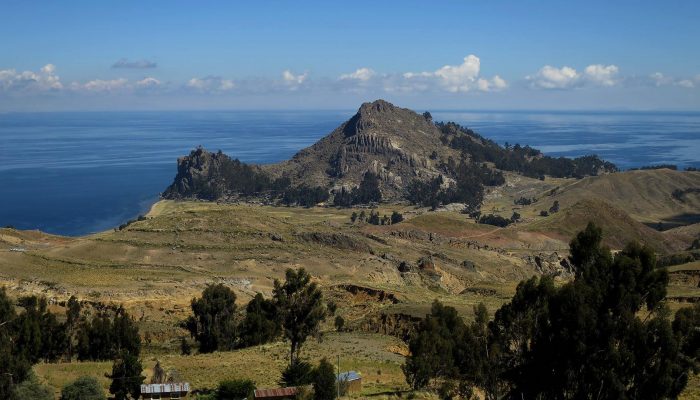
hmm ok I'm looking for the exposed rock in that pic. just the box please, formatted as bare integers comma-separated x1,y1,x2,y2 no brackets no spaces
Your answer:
417,255,436,271
461,260,477,272
336,284,400,304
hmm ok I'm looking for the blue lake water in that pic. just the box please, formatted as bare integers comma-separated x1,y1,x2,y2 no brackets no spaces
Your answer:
1,110,699,236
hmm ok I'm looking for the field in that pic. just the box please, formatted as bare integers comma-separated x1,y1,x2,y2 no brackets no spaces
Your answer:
2,169,700,397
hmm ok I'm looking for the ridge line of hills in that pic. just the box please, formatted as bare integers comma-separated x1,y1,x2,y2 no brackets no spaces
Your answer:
163,99,617,209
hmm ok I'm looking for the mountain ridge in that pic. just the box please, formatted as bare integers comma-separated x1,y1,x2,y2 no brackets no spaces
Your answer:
163,99,617,207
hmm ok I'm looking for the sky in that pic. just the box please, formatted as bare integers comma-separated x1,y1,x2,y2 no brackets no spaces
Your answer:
1,0,699,111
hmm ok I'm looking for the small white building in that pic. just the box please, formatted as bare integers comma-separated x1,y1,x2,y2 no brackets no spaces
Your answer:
140,382,190,399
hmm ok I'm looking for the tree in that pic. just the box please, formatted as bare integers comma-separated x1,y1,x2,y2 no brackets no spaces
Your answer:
239,293,281,347
391,211,404,224
60,376,106,400
313,358,337,400
353,172,382,204
65,296,81,361
151,361,166,384
180,337,191,356
185,284,238,353
0,288,31,399
350,212,358,223
216,379,255,400
280,359,314,387
273,269,328,366
404,223,700,399
107,351,144,400
334,316,345,332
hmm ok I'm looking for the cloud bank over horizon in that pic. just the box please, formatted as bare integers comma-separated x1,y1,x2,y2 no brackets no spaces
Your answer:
0,55,698,111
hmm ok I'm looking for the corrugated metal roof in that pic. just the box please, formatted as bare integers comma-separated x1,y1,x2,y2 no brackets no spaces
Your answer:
254,386,299,398
336,371,361,382
140,382,190,394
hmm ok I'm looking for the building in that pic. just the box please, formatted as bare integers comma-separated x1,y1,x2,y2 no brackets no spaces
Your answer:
337,371,362,394
140,382,190,399
254,386,299,400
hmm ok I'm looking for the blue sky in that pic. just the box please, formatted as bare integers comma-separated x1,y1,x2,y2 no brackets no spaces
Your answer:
1,0,698,111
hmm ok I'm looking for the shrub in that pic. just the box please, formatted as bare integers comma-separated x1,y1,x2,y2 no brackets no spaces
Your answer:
280,360,314,387
313,358,337,400
217,379,255,400
60,376,106,400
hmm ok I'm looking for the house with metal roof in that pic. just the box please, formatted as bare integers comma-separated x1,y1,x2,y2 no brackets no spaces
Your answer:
140,382,190,399
254,386,299,399
337,371,362,394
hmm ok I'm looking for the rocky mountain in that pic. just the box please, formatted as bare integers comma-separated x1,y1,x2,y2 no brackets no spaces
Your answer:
163,99,615,206
266,99,462,198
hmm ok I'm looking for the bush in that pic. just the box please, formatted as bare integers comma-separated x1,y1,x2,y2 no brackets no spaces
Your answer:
334,316,345,332
61,376,106,400
478,214,511,227
216,379,255,400
13,374,53,400
391,211,404,224
313,358,337,400
280,360,314,387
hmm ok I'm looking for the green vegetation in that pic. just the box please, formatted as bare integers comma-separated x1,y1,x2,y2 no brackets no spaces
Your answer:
404,223,699,399
185,284,238,353
60,376,106,400
107,351,144,400
312,358,337,400
239,293,281,348
274,268,328,366
333,172,382,207
216,379,255,400
438,121,616,179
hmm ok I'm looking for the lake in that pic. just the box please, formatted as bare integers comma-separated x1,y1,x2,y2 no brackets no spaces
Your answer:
1,110,699,236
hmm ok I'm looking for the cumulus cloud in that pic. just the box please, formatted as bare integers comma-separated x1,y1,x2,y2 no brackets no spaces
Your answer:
186,76,235,92
282,70,308,88
0,64,63,92
584,64,619,86
339,67,376,81
112,58,157,69
336,55,505,93
527,64,619,89
401,55,505,92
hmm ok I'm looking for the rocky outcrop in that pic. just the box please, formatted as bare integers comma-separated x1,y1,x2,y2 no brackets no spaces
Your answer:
164,100,468,202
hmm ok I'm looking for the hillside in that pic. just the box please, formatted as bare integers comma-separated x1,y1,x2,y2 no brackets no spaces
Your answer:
532,169,700,229
163,99,615,206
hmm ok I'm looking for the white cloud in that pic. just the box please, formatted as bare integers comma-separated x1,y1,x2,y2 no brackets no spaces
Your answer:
584,64,619,86
395,55,506,93
528,65,580,89
80,78,129,92
677,79,695,88
0,64,63,92
649,72,697,88
282,70,308,87
339,67,376,81
528,64,619,89
186,76,235,92
136,77,161,89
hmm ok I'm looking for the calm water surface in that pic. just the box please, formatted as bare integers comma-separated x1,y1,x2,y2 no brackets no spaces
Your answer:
1,110,699,236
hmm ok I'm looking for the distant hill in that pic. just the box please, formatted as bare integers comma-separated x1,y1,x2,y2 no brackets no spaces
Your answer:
533,169,700,229
526,198,684,252
163,99,615,207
